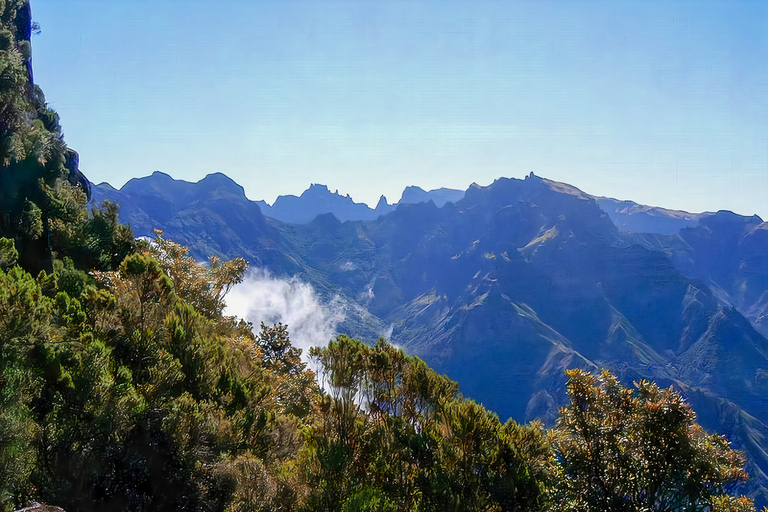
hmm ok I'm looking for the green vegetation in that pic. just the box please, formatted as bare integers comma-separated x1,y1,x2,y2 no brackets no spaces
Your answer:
0,215,757,511
0,243,755,510
304,336,549,511
550,370,754,512
0,1,758,510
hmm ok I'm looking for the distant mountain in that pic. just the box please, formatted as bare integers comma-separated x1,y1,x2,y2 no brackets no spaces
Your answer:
92,172,285,269
595,195,768,336
93,171,768,506
280,175,768,504
255,184,393,223
596,196,713,235
91,173,388,339
255,183,464,224
98,174,466,226
397,185,465,207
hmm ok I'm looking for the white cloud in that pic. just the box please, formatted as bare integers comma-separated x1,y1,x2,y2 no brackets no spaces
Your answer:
223,269,344,361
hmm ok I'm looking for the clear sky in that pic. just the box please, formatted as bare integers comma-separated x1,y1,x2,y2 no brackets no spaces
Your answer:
30,0,767,219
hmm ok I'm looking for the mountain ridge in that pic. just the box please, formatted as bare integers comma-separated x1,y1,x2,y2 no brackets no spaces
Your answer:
95,172,470,227
96,171,763,235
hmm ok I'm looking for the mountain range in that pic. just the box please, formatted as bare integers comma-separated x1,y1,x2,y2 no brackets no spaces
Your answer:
93,171,768,505
253,182,465,224
93,172,465,227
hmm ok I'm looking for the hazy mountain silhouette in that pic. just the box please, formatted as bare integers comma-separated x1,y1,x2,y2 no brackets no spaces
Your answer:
255,184,391,224
252,183,464,224
397,185,465,207
596,196,714,235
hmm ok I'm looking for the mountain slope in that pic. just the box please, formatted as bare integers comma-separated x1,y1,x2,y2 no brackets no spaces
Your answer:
92,172,286,269
283,175,768,505
596,196,713,234
631,212,768,338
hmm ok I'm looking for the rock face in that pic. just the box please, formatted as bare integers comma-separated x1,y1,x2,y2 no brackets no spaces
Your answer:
15,0,34,84
15,503,66,512
94,171,768,506
64,149,91,200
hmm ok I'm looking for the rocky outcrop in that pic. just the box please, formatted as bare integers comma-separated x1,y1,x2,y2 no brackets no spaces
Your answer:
15,503,66,512
65,149,91,200
15,1,34,85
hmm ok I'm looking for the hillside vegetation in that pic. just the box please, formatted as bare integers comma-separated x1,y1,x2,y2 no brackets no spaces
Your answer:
0,2,761,511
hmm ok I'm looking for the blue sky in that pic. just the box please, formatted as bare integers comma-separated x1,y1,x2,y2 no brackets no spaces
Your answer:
30,0,767,219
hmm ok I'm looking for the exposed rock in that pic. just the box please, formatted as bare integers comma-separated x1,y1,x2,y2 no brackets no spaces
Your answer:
15,503,66,512
15,0,33,84
65,149,91,200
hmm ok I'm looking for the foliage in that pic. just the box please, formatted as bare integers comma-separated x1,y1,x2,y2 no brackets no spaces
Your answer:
550,369,753,512
0,229,756,511
0,264,50,509
0,236,17,269
0,0,132,275
304,337,550,512
144,229,247,319
46,184,135,271
0,0,67,272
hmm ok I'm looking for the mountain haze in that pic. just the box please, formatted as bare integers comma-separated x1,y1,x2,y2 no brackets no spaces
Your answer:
596,196,714,235
255,183,390,223
255,183,464,224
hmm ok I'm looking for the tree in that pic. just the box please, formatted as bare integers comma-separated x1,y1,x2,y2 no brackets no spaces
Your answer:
550,369,753,512
0,264,51,510
145,230,246,320
305,336,550,512
0,237,18,270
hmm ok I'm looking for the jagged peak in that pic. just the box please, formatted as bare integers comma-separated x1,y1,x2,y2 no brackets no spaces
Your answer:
306,183,330,193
